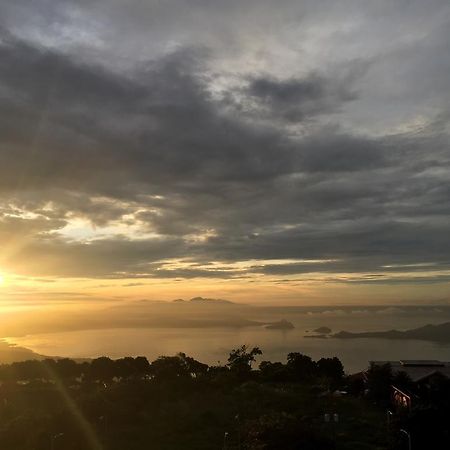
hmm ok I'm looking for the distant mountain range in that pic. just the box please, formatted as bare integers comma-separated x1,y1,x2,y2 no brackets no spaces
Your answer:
172,296,235,305
334,322,450,342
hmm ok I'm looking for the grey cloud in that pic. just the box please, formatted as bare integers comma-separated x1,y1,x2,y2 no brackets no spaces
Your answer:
246,68,362,122
297,132,385,172
0,2,449,284
0,33,294,197
196,218,450,274
254,259,450,277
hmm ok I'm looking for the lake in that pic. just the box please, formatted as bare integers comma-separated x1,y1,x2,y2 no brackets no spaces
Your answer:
6,305,450,373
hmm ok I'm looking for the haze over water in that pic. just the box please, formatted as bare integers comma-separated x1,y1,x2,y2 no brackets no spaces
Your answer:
6,304,450,373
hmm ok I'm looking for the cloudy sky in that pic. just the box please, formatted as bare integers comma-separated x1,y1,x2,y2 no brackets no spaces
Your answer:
0,0,449,305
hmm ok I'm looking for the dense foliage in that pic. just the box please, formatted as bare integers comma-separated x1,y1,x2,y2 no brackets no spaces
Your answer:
0,348,389,449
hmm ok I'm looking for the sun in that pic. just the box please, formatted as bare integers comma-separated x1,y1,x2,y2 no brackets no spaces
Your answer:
0,274,4,285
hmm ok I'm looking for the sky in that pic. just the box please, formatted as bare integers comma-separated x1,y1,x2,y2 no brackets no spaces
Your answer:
0,0,450,306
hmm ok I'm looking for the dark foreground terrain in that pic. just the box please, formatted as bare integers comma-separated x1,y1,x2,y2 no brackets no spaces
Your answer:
0,346,445,449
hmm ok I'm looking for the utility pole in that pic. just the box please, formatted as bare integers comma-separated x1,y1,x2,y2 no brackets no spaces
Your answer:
400,429,412,450
235,414,241,450
223,431,229,450
50,433,64,450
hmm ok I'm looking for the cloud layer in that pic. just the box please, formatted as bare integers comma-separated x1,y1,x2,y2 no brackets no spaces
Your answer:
0,0,449,292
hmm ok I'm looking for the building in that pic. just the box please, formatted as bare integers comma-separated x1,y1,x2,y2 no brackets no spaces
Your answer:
369,360,450,410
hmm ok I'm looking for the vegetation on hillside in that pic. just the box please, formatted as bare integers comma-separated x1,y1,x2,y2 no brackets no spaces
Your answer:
0,347,399,449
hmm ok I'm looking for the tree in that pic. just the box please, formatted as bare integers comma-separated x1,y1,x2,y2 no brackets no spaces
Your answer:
286,353,316,381
89,357,116,383
133,356,151,376
227,346,262,378
346,373,366,396
392,370,414,393
10,360,44,381
115,357,140,379
177,353,208,378
366,362,392,406
150,355,189,381
149,353,208,381
316,357,344,388
259,361,289,382
54,358,81,381
110,356,150,380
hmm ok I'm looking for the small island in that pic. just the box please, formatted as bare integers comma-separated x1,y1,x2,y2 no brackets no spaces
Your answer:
312,326,332,334
265,319,295,330
304,326,332,338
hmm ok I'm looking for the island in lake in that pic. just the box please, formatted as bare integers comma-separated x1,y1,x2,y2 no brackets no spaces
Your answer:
265,319,295,330
303,326,332,338
313,326,332,334
333,322,450,342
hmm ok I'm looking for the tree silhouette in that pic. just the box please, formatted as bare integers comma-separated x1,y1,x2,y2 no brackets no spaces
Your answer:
366,362,392,406
227,345,262,379
89,357,116,383
316,357,344,387
149,353,208,381
286,353,316,381
259,361,289,382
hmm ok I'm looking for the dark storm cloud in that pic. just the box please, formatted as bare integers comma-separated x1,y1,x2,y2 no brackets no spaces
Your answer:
200,219,450,264
246,65,364,122
0,1,449,283
0,31,294,196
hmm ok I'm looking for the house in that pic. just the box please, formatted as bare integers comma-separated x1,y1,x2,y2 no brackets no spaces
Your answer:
369,360,450,410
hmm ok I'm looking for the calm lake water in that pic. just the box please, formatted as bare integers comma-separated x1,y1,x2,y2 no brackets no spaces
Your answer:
6,306,450,373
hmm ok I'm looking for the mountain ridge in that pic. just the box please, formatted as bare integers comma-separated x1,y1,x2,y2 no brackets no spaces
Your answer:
334,321,450,342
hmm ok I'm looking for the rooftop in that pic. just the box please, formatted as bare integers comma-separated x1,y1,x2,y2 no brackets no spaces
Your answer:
369,360,450,383
399,360,445,367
